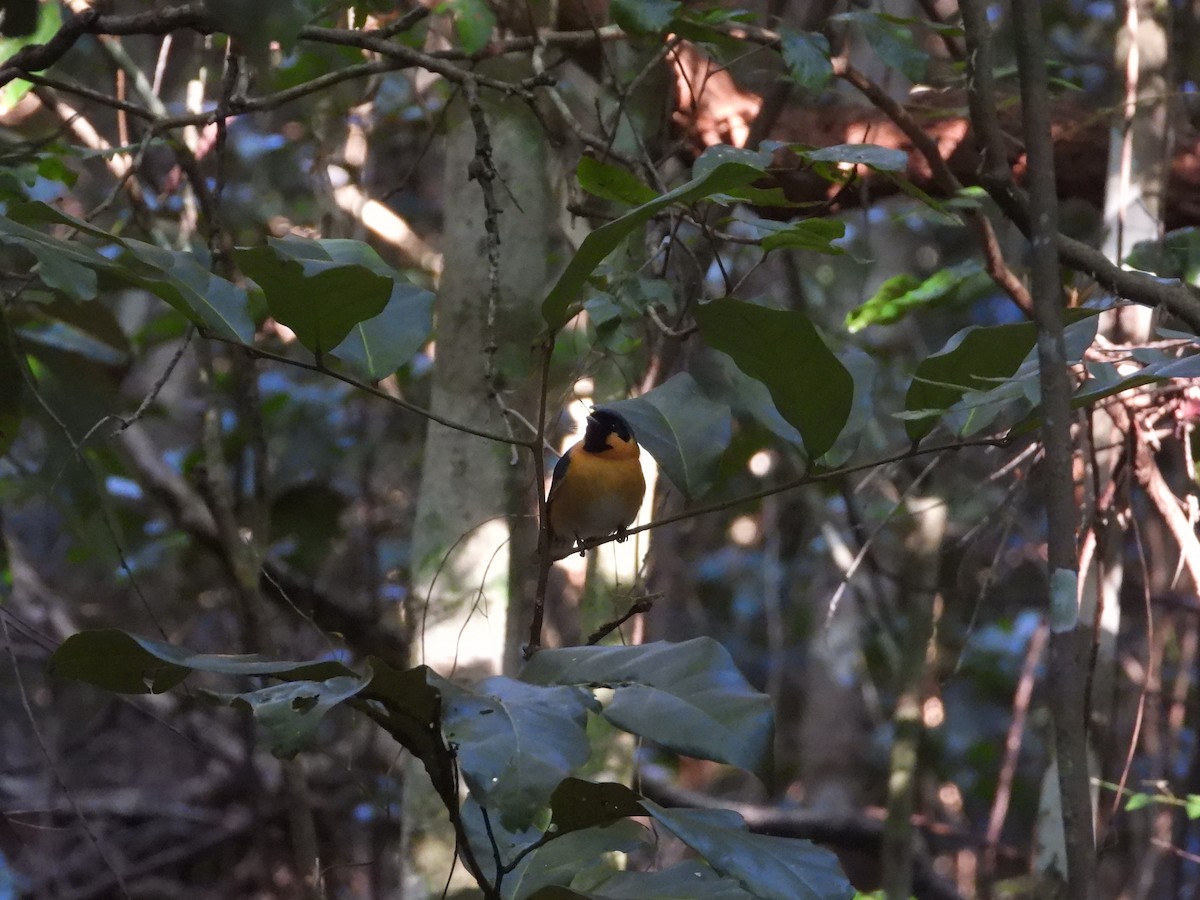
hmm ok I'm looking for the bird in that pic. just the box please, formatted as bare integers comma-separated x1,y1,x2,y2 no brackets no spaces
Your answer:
546,408,646,555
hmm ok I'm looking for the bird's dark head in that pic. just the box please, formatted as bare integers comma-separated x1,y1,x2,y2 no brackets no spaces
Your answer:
583,408,636,453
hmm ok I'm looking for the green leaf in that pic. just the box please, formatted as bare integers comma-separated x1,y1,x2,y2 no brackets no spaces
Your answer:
759,218,846,254
611,0,680,34
904,322,1037,441
441,0,496,53
115,239,256,343
576,157,659,207
606,372,731,500
692,347,802,447
0,316,23,455
216,675,369,758
779,29,832,91
1126,227,1200,284
329,280,434,379
0,1,60,111
438,675,597,830
588,861,755,899
550,779,645,835
236,237,394,354
505,820,649,900
846,260,986,332
801,143,908,173
48,629,356,695
1186,795,1200,820
694,298,853,459
834,11,928,81
543,163,768,329
640,803,854,900
1124,792,1152,812
520,638,774,779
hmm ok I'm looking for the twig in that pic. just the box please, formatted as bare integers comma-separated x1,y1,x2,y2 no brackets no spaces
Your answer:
586,594,658,645
526,339,557,658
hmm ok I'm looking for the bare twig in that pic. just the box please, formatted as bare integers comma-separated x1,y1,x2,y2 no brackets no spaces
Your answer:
586,594,658,645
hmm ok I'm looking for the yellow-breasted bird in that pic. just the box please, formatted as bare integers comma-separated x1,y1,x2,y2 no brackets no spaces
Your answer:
546,408,646,555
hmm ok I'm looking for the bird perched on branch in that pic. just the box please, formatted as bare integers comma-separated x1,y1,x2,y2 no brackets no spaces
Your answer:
546,408,646,555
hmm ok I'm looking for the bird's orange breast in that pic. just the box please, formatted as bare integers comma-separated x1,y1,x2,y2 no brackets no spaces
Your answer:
548,446,645,543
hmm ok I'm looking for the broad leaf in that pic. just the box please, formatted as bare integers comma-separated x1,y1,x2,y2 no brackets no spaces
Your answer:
834,11,928,81
576,157,659,206
611,0,680,34
606,373,732,499
801,143,908,173
215,675,369,758
329,280,434,380
904,312,1100,441
693,348,803,447
443,0,497,54
438,675,597,829
640,803,854,900
550,779,645,835
236,237,394,355
759,218,846,254
588,861,755,899
504,820,648,900
1126,227,1200,284
49,629,355,694
779,29,832,91
695,298,853,459
520,639,774,779
0,1,60,111
543,163,768,329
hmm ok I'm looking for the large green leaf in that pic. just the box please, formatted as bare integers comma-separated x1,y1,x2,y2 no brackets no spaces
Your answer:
236,237,394,355
606,372,732,500
694,298,853,459
576,157,659,207
903,313,1100,441
550,779,645,835
801,143,908,173
329,280,434,380
520,639,774,779
504,820,648,900
48,629,355,694
640,803,854,900
542,163,768,330
442,0,497,54
834,11,928,82
438,675,598,830
214,675,369,758
1126,226,1200,284
692,348,803,446
588,861,755,899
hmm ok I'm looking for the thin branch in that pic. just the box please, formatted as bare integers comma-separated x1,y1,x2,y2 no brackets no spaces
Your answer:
586,594,658,645
200,330,532,447
1010,0,1096,893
